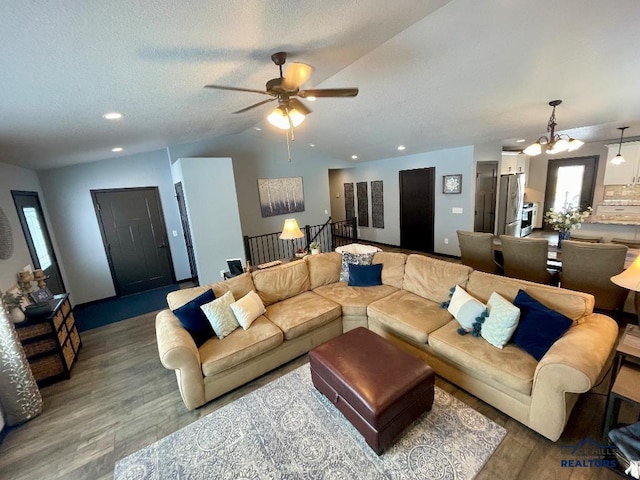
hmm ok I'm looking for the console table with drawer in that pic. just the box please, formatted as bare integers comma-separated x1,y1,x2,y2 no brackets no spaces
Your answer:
14,293,82,386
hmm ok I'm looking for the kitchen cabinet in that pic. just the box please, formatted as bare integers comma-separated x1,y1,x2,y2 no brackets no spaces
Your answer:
14,294,82,386
604,142,640,185
501,154,529,180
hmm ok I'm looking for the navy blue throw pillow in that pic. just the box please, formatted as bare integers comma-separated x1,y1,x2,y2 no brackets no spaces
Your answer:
348,263,383,287
172,289,216,347
511,290,572,361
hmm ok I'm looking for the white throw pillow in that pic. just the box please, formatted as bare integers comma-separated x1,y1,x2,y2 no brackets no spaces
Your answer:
200,291,239,339
447,285,486,332
481,292,521,348
230,291,266,330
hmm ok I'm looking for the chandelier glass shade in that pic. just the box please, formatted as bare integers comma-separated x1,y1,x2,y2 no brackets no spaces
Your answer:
611,126,629,165
267,106,305,130
522,100,583,156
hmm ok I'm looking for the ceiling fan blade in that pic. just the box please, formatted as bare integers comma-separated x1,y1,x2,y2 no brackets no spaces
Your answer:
204,84,272,96
299,88,359,98
289,98,312,116
282,63,313,90
233,98,276,114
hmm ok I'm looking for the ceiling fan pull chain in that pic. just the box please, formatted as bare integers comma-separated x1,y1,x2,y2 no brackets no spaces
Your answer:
286,128,292,162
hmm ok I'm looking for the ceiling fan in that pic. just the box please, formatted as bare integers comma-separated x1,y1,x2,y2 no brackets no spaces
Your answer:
204,52,359,130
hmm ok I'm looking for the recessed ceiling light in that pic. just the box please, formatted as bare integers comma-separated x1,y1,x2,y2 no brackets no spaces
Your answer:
112,147,123,152
309,143,315,147
516,138,526,143
306,96,317,101
102,112,123,120
397,145,406,151
351,155,358,160
254,127,262,131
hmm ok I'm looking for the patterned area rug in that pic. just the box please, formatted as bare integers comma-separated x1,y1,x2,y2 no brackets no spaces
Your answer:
114,364,505,479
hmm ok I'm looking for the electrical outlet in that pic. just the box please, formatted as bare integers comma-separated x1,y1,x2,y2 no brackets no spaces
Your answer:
220,270,226,279
172,230,178,237
324,209,328,215
444,238,449,244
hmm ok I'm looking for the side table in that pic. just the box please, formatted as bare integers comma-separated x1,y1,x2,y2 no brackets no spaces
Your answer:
603,363,640,439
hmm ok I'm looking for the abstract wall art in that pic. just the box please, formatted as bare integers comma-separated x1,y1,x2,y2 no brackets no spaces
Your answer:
258,177,305,217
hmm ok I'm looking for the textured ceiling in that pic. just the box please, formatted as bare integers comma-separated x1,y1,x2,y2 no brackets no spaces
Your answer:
2,0,640,170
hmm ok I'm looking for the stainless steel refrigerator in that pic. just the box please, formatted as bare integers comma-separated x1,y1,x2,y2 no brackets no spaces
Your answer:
497,173,525,237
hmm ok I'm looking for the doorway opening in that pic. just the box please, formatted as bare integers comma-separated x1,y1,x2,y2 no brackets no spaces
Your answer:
92,187,175,296
399,167,435,253
543,156,598,229
12,190,66,295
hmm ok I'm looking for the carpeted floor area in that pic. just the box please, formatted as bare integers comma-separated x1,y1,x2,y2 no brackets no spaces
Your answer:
114,363,506,479
74,284,179,331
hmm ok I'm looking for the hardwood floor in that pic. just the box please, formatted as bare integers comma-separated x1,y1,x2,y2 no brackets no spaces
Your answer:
0,309,623,480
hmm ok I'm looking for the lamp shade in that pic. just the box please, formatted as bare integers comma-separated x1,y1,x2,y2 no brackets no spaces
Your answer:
267,107,305,130
279,218,304,240
611,154,626,165
611,254,640,292
523,142,542,156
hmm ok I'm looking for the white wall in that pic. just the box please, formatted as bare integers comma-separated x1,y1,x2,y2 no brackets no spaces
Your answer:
172,158,244,285
328,145,477,256
38,150,190,305
0,163,51,295
168,133,352,236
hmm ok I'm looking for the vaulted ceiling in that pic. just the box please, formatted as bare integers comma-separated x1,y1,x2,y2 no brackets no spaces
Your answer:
3,0,640,170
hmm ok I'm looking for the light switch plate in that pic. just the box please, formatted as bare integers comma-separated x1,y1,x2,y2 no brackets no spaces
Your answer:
452,207,463,214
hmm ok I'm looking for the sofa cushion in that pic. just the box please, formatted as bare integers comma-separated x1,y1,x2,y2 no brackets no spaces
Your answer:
167,285,223,310
402,255,472,304
223,272,256,300
447,284,486,332
481,292,520,349
372,252,407,288
201,291,239,339
466,271,594,322
512,290,573,361
305,252,342,289
264,291,341,340
200,316,283,376
367,290,453,345
428,320,537,395
348,263,383,286
171,289,216,347
313,282,398,317
230,291,266,330
252,260,311,306
340,252,375,282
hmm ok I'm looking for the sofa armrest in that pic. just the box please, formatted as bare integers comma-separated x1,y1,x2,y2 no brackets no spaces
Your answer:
528,313,618,440
155,309,205,410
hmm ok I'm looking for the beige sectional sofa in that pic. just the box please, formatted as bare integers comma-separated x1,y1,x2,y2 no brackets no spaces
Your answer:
155,250,618,441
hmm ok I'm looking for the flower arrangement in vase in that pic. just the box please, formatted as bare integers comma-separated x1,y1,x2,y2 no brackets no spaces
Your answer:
1,290,26,323
544,205,593,248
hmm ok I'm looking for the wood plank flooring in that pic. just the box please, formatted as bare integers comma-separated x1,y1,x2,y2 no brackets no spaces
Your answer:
0,311,622,480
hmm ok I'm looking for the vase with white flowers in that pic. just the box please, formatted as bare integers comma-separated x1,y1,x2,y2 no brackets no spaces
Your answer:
544,205,593,248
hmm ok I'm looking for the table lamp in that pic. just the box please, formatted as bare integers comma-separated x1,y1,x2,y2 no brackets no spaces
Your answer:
279,218,304,259
611,254,640,323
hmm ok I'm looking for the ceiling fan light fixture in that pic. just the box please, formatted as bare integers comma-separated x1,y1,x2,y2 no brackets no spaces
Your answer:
267,106,305,130
522,100,582,157
523,142,542,156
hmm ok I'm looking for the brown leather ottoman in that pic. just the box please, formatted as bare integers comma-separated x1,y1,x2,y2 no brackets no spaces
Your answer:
308,327,435,454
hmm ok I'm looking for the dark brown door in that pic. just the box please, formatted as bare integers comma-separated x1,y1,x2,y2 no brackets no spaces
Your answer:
92,187,175,296
543,156,598,230
474,161,498,233
174,182,198,282
399,167,435,253
12,191,66,295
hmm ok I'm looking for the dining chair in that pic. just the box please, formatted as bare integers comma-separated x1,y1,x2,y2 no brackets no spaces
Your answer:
500,235,557,285
569,234,603,243
559,240,629,314
611,238,640,249
456,230,501,274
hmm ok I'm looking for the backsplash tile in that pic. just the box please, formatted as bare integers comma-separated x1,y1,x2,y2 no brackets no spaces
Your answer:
602,184,640,205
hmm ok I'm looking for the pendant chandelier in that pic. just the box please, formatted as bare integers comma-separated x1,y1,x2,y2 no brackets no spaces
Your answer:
523,100,584,156
611,126,629,165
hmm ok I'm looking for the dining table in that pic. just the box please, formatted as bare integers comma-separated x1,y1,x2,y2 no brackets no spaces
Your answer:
492,237,639,271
